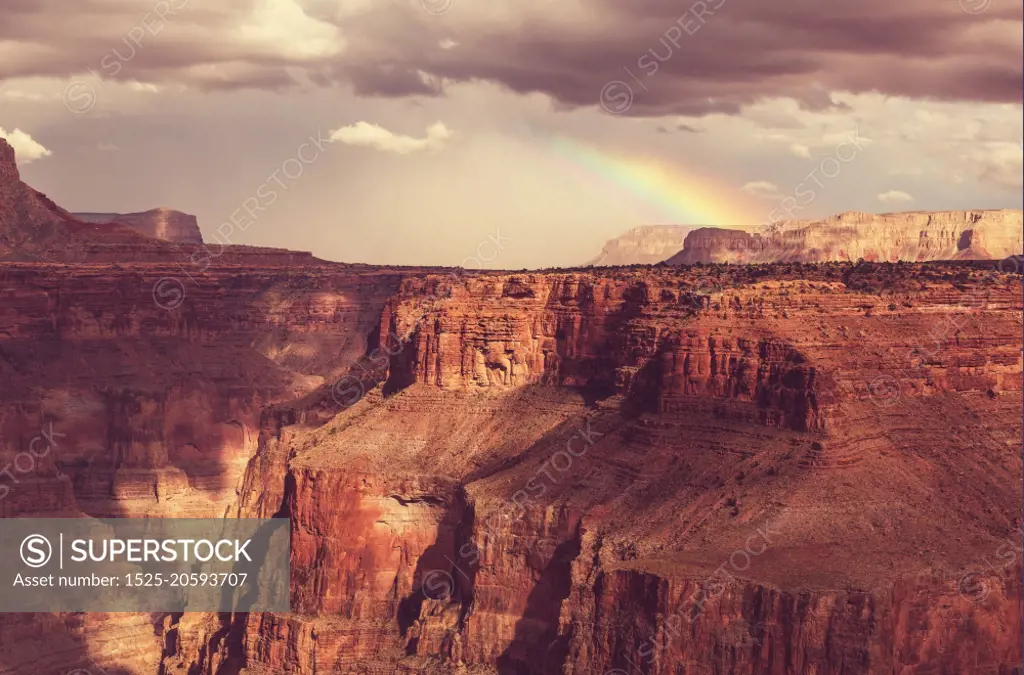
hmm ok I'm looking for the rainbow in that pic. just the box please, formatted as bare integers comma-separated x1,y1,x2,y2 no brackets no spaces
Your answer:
550,137,759,227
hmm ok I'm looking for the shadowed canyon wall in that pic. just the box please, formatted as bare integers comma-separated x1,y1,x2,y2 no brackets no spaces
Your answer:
1,138,1022,675
155,263,1022,675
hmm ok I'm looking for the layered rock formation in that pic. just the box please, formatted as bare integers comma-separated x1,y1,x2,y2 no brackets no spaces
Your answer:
665,210,1024,265
169,262,1020,675
0,260,416,673
587,225,691,266
0,137,1022,675
74,208,205,244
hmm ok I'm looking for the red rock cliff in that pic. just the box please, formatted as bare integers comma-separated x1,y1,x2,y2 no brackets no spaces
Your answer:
161,262,1023,675
1,136,1021,675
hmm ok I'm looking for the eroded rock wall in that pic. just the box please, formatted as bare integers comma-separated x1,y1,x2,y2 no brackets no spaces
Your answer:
666,210,1024,264
178,263,1023,675
0,261,408,675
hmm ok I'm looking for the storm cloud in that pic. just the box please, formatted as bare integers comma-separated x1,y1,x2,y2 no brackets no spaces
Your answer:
0,0,1019,115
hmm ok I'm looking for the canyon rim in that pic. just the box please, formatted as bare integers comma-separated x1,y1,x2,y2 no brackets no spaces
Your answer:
0,132,1021,673
1,0,1022,671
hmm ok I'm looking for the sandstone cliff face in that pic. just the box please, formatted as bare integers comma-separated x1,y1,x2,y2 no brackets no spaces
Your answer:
162,262,1022,675
74,209,205,244
0,261,410,674
1,139,1021,675
380,273,826,431
666,210,1024,265
588,225,691,266
1,262,1021,674
0,263,408,520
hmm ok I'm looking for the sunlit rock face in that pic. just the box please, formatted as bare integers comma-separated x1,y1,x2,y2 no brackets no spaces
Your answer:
204,264,1020,674
1,137,1021,675
666,210,1024,264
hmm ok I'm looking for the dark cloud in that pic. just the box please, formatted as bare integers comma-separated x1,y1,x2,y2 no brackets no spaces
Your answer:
0,0,1020,115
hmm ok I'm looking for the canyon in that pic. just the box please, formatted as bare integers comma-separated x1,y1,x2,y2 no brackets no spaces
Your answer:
588,211,1024,267
664,210,1024,266
0,137,1022,675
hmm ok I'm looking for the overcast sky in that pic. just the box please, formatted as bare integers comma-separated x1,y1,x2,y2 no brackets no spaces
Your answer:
1,0,1021,268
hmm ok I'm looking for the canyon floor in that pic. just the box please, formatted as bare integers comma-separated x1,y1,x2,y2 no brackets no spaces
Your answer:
0,258,1020,675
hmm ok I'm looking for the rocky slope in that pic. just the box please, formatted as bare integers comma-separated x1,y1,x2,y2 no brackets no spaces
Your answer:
74,208,205,244
587,225,691,266
163,262,1021,675
0,137,1021,675
665,210,1024,265
0,259,419,673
